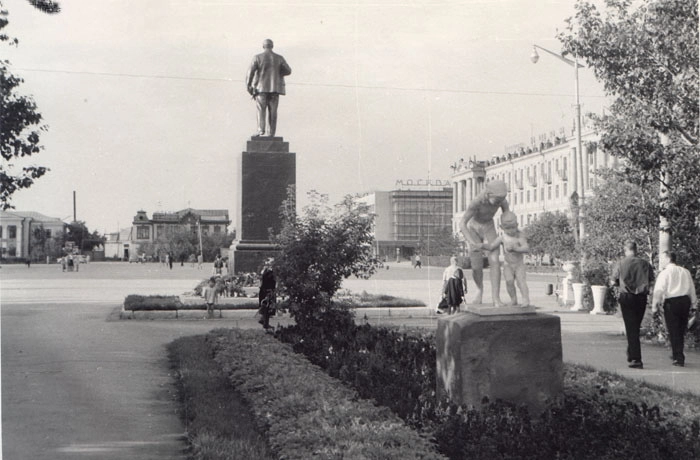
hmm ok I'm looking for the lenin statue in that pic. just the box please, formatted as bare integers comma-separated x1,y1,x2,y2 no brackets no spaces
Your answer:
246,39,292,137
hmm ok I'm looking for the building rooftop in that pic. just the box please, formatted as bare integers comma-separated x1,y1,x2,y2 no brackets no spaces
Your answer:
0,210,64,223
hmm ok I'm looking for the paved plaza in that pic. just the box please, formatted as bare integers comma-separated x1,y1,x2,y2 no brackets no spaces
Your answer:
2,261,698,459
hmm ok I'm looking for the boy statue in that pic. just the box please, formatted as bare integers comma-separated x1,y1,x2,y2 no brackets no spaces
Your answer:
481,211,531,307
459,180,510,306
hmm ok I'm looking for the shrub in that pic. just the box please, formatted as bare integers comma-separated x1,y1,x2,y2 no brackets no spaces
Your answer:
123,295,182,311
276,320,700,459
211,328,446,460
272,191,382,328
167,335,275,460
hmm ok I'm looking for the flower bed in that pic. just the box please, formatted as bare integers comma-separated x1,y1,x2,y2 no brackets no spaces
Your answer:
123,294,258,311
210,328,446,460
276,318,700,460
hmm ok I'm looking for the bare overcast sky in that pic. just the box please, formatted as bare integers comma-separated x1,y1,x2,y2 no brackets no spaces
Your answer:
5,0,607,233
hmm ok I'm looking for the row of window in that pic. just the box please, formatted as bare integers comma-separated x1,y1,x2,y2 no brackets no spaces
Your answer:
511,183,569,206
136,224,223,240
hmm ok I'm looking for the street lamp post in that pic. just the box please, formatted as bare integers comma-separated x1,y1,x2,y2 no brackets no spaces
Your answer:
530,45,586,243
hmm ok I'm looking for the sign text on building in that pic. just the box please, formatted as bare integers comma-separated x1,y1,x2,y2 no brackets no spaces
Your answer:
395,179,451,187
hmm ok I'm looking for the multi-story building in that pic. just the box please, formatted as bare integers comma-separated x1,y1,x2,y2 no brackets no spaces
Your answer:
355,181,453,259
0,210,66,259
132,208,231,244
450,129,615,233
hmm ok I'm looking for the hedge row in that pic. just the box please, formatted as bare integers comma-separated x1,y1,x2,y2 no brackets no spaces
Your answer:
275,313,700,460
210,328,446,460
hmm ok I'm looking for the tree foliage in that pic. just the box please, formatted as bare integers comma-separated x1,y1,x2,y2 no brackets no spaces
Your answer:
28,224,63,261
417,226,461,257
65,220,105,252
273,191,382,326
581,168,659,262
524,211,577,264
559,0,700,274
137,227,234,262
0,1,59,209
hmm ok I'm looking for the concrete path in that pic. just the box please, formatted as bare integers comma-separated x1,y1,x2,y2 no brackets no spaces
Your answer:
1,262,698,459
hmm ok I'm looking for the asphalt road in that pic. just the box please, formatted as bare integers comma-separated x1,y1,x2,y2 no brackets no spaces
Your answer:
2,263,213,459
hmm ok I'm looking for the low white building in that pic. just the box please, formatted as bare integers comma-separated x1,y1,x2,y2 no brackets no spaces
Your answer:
104,227,134,261
0,210,66,260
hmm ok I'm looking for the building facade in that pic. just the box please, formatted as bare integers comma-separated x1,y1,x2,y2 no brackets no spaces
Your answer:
451,130,614,234
356,183,453,259
131,208,231,244
0,211,66,259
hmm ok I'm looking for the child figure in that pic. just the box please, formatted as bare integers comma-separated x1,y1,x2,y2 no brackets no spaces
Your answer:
482,211,530,307
202,277,218,318
443,267,466,314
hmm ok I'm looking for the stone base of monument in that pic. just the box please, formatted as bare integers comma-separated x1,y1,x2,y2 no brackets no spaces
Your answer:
436,307,563,415
229,241,279,274
230,136,295,275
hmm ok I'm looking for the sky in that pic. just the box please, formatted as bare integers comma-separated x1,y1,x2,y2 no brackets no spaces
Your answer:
4,0,607,234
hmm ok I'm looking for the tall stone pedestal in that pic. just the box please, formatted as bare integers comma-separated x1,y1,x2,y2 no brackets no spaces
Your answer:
436,310,563,415
230,136,295,274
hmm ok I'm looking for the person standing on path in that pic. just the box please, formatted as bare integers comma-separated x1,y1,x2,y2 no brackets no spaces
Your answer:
611,240,654,369
414,254,422,269
213,255,224,275
202,277,219,318
258,260,277,330
443,267,466,315
438,257,466,314
652,251,698,367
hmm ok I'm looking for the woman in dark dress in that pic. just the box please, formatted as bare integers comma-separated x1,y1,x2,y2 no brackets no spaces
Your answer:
258,260,276,330
444,268,465,315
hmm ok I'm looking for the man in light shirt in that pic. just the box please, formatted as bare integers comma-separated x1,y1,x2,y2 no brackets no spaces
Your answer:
652,251,698,367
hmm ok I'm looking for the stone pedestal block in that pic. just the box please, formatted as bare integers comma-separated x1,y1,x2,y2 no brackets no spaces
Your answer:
436,311,563,415
231,136,296,274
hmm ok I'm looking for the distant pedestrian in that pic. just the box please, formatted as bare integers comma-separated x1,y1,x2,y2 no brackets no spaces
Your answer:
611,240,654,369
197,253,203,270
258,260,276,330
26,258,31,268
443,267,466,314
414,254,422,269
167,253,173,270
61,256,66,272
214,255,224,275
652,251,697,367
202,277,219,318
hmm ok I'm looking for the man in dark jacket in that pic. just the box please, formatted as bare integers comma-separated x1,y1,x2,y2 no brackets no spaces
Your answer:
611,240,654,369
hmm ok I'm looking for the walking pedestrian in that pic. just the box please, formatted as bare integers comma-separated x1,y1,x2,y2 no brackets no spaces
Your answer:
611,240,654,369
414,254,422,269
213,255,224,275
652,251,698,367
